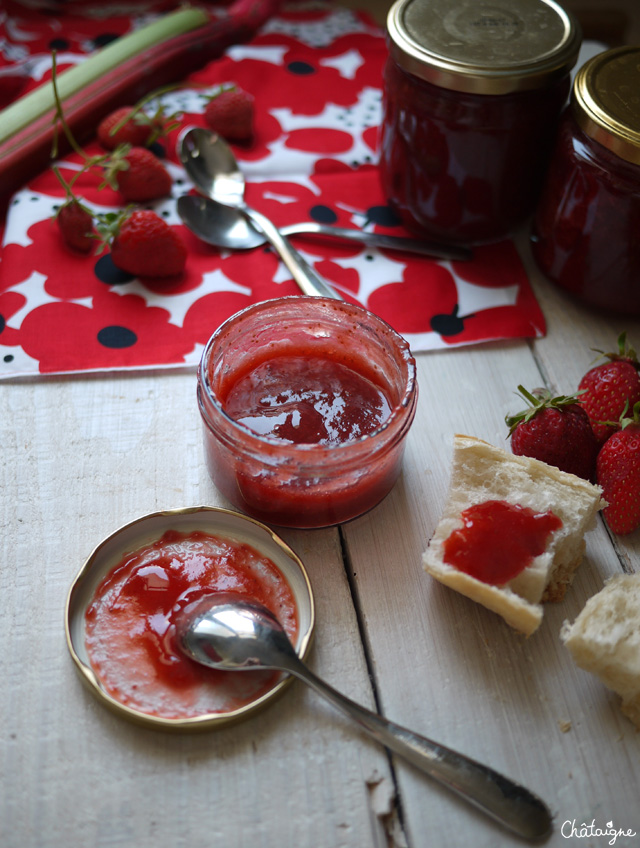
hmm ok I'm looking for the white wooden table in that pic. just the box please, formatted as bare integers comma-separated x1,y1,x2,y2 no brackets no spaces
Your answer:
2,224,639,848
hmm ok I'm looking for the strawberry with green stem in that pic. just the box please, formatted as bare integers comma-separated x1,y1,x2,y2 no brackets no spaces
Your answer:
96,208,187,278
204,84,254,142
506,385,599,481
51,53,172,203
97,90,181,152
578,332,640,444
597,401,640,534
52,166,95,253
101,144,173,202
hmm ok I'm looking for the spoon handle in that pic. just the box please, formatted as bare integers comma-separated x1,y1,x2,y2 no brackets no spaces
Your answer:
279,222,473,262
241,205,342,300
287,659,552,841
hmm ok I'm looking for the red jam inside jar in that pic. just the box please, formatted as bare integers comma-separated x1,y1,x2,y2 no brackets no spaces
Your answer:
443,500,563,585
84,530,299,720
531,47,640,316
379,0,580,244
197,297,417,529
222,355,392,445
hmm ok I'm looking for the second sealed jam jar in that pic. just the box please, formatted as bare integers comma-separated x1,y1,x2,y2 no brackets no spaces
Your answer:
531,47,640,316
379,0,581,245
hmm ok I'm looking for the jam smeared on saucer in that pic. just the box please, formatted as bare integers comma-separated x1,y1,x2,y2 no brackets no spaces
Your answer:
85,530,298,719
443,500,563,585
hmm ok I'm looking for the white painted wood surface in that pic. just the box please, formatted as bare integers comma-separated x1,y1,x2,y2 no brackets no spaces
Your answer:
2,237,639,848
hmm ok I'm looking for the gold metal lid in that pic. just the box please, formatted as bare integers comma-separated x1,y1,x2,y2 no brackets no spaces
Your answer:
572,46,640,166
387,0,581,95
65,506,315,731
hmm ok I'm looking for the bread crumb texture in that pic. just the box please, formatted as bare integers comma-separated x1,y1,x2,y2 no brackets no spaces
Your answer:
562,573,640,729
423,435,604,637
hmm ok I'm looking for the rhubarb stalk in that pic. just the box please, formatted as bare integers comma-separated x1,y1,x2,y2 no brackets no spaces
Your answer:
0,0,284,202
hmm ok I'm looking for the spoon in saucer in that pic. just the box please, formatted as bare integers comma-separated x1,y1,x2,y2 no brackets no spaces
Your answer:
177,194,473,261
177,593,553,842
178,127,341,299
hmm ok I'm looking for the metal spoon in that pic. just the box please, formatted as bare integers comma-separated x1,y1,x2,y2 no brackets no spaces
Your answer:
178,127,341,299
177,194,473,261
177,594,553,842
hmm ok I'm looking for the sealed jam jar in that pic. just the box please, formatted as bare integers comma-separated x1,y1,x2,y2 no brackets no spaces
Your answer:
532,47,640,315
380,0,581,244
197,297,417,529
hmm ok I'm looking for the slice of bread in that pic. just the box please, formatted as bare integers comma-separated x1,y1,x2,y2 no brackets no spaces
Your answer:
423,434,604,636
562,574,640,728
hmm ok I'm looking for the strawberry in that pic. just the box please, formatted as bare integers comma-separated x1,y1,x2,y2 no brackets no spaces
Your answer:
97,107,153,151
104,146,173,202
506,385,599,481
98,209,187,278
204,85,254,142
57,198,95,252
578,332,640,444
51,165,95,252
96,99,177,152
596,401,640,534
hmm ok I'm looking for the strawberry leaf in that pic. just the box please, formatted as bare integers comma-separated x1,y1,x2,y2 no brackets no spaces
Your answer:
505,384,582,435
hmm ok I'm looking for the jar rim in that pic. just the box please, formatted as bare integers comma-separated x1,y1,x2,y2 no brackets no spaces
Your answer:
387,0,581,95
571,46,640,166
197,297,417,461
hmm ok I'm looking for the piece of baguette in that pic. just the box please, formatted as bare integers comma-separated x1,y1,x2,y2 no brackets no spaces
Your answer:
561,574,640,728
423,434,604,636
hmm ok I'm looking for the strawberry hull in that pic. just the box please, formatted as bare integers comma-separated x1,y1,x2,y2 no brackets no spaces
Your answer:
110,210,187,278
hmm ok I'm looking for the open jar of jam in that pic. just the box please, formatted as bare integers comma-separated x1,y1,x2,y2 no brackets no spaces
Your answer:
197,297,417,529
531,47,640,316
380,0,581,245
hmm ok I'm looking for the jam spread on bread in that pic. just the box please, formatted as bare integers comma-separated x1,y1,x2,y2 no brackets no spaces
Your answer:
443,500,563,584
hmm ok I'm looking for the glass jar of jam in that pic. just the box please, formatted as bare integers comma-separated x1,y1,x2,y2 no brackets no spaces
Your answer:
380,0,581,245
531,47,640,315
197,297,417,529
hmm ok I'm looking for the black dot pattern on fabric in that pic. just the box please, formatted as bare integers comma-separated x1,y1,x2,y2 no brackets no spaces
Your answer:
149,141,166,158
430,306,468,337
92,33,120,48
309,205,338,224
97,326,137,349
4,354,13,363
287,61,315,75
0,314,5,334
95,254,135,285
365,205,401,227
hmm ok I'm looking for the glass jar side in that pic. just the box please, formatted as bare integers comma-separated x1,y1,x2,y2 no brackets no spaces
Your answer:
379,58,571,244
196,298,418,528
197,398,416,528
531,109,640,315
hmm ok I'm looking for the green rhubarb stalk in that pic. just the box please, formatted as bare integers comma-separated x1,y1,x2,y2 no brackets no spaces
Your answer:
0,6,209,147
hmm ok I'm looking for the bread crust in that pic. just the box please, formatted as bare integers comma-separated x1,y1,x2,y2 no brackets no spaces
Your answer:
423,434,604,636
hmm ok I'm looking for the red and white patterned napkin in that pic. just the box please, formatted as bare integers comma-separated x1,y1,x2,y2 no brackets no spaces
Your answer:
0,2,545,378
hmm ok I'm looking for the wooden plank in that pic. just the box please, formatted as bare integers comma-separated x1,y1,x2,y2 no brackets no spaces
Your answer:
0,374,397,848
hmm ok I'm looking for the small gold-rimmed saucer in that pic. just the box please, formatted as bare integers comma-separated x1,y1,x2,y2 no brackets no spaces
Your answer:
65,506,315,732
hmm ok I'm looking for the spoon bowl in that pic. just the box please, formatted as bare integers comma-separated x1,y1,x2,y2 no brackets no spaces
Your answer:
179,127,340,298
178,195,265,250
178,594,553,842
180,592,294,671
179,129,245,206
